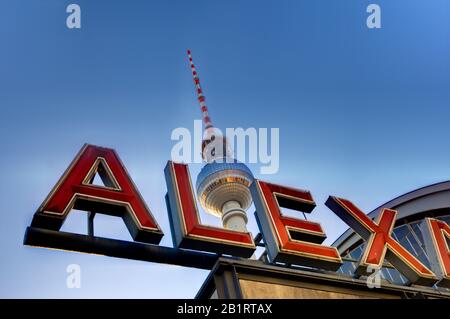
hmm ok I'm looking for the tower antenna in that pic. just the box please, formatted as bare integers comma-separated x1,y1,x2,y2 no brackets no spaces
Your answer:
187,49,213,130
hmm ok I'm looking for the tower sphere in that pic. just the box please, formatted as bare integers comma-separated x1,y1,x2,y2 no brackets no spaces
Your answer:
196,157,254,218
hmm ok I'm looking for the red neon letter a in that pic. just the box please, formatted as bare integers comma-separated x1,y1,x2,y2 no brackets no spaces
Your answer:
31,144,163,244
422,218,450,288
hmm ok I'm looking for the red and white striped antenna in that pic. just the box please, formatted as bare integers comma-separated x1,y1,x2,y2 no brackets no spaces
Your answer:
187,49,233,161
187,49,213,130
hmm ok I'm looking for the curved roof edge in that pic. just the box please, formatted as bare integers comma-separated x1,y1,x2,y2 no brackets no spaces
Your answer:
332,180,450,252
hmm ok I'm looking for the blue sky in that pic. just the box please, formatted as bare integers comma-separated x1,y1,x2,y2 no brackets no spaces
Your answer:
0,0,449,298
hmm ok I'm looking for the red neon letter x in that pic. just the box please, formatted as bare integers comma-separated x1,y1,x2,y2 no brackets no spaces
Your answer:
326,196,437,286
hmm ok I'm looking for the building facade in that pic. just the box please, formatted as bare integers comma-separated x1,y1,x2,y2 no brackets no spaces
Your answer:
196,181,450,299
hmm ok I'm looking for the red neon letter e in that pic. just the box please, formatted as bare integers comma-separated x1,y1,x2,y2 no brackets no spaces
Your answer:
250,180,342,271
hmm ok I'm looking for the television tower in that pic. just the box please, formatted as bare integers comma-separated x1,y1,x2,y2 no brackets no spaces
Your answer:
187,50,254,232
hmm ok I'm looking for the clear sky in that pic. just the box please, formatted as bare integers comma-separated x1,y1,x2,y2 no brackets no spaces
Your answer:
0,0,449,298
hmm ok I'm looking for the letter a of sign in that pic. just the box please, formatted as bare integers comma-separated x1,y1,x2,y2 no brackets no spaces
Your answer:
251,180,342,271
164,161,256,257
31,144,163,244
326,196,437,286
422,218,450,288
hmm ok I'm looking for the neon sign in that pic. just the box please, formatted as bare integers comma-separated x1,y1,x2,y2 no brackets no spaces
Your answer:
26,144,450,288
